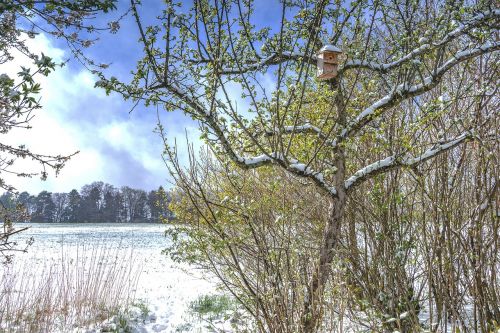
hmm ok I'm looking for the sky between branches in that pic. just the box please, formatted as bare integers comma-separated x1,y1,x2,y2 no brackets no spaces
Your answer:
0,0,249,193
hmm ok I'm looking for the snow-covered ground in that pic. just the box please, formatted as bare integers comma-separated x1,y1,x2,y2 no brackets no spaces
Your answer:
7,224,486,333
7,223,216,333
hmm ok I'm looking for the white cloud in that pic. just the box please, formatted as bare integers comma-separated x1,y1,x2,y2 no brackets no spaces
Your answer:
0,34,173,194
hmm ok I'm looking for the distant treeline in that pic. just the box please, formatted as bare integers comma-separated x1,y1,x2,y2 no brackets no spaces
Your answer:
0,182,173,223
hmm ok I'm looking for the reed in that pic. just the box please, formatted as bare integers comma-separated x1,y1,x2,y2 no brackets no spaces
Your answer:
0,244,142,332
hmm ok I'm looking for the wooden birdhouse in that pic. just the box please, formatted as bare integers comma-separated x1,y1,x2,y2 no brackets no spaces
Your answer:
316,44,342,80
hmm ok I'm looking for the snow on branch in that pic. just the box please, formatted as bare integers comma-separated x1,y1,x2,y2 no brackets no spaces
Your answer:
340,10,500,74
218,52,315,75
342,44,431,73
236,153,274,167
160,81,336,195
337,41,500,144
265,123,327,139
186,10,499,77
235,152,337,196
344,131,474,191
154,79,257,168
288,162,337,196
283,123,322,134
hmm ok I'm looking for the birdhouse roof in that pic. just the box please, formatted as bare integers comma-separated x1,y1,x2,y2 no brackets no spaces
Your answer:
319,44,342,53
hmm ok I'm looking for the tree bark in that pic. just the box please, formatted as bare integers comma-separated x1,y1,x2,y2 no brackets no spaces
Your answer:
301,193,346,332
300,79,347,333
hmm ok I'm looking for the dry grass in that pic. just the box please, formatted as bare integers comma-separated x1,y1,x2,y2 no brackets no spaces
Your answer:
0,244,142,332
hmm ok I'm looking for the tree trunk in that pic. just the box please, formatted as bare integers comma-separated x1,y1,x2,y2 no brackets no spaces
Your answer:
301,193,346,332
300,78,347,333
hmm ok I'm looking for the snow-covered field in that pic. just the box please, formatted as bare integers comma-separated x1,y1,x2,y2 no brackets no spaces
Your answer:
6,224,484,333
7,223,215,333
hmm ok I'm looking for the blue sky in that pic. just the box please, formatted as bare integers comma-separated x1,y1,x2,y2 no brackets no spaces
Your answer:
3,0,289,194
2,1,201,194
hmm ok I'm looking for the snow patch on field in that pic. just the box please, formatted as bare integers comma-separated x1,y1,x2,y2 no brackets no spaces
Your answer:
8,223,216,333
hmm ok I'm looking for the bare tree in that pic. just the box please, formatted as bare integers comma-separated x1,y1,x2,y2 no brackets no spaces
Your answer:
52,192,68,223
121,186,147,222
104,1,499,331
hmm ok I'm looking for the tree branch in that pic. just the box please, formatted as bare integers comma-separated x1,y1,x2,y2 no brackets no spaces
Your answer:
187,10,499,76
344,131,475,191
190,51,316,75
336,41,500,146
265,123,327,139
233,152,337,196
340,10,499,74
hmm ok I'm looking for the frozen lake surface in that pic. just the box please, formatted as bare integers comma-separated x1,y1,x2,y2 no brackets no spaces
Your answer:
8,223,214,332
